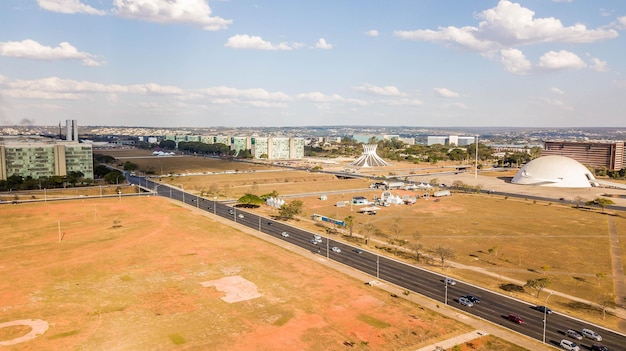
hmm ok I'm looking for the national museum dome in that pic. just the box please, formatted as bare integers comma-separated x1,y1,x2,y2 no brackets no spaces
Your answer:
511,155,597,188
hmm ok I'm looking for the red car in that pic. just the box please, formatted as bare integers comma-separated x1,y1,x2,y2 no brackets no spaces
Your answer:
508,314,524,324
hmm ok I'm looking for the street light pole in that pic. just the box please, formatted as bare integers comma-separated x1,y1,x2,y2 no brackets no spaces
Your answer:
474,135,479,179
543,291,554,343
444,277,448,305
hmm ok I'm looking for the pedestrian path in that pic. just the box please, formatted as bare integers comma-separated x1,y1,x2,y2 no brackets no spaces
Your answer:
413,330,487,351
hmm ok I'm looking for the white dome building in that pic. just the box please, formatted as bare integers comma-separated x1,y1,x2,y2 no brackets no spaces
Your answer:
511,155,597,188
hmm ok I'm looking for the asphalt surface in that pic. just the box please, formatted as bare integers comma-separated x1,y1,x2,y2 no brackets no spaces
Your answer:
129,175,626,351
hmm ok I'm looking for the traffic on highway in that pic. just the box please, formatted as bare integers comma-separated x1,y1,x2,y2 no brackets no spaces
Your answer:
130,175,625,350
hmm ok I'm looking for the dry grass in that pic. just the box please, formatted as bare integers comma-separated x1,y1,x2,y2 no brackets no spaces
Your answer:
3,197,510,350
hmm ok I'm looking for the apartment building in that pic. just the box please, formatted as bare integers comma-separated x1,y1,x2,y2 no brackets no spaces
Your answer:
0,141,93,180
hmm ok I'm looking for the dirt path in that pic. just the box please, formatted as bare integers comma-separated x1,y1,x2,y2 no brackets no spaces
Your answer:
0,319,49,346
607,217,626,330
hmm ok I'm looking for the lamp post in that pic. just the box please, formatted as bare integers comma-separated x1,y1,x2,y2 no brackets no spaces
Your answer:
543,291,554,343
444,277,448,305
474,135,479,179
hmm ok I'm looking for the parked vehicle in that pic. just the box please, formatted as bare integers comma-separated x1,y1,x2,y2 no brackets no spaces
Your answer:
458,297,474,307
559,339,580,351
507,314,524,324
582,328,602,341
565,329,583,340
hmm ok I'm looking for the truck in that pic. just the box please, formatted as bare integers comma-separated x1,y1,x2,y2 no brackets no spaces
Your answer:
433,190,451,197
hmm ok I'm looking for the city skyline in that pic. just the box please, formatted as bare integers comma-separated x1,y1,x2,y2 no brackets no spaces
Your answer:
0,0,625,128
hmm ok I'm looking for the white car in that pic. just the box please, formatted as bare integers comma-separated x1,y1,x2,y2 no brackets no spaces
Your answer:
581,328,602,341
331,246,341,253
559,339,580,351
238,214,244,218
281,231,289,237
445,278,456,286
565,329,583,340
458,297,474,307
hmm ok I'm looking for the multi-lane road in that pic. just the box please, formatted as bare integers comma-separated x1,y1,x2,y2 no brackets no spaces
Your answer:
130,175,626,350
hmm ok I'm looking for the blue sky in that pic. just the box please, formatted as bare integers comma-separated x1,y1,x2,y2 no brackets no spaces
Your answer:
0,0,624,128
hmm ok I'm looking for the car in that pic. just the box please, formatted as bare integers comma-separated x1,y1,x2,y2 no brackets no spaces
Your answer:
559,339,580,351
507,314,524,324
267,222,273,225
281,231,289,237
535,305,552,314
313,234,322,242
331,246,341,253
581,328,602,341
228,209,234,215
464,295,480,304
353,248,363,254
310,239,318,245
238,214,244,218
458,297,474,307
445,278,456,286
591,345,609,351
565,329,583,340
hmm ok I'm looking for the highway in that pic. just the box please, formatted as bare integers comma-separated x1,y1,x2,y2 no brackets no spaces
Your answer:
130,175,626,350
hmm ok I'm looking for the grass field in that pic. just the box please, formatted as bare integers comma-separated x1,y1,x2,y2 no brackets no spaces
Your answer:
4,197,533,350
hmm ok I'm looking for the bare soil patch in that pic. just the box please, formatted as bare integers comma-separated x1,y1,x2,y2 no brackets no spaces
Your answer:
2,197,517,350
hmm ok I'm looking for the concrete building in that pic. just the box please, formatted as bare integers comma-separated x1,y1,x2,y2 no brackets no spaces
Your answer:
251,137,304,160
543,141,624,171
511,155,597,188
66,119,78,142
0,141,93,180
427,135,476,146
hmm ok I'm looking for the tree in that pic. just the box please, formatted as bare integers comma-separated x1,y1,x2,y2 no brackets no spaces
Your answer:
278,200,303,220
433,246,455,269
159,140,176,150
123,161,139,171
103,170,124,184
391,218,402,255
344,215,355,237
236,193,264,207
586,198,614,213
411,231,423,263
524,278,551,298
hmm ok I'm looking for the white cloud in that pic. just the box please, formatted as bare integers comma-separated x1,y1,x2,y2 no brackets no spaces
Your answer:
588,57,608,72
37,0,105,15
365,29,379,37
224,35,294,50
0,39,105,66
500,48,532,75
550,87,565,95
551,0,572,3
394,0,618,52
433,87,460,98
315,38,333,49
379,98,423,106
354,83,406,97
112,0,232,31
616,16,626,29
296,92,367,106
539,97,574,111
537,50,586,70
